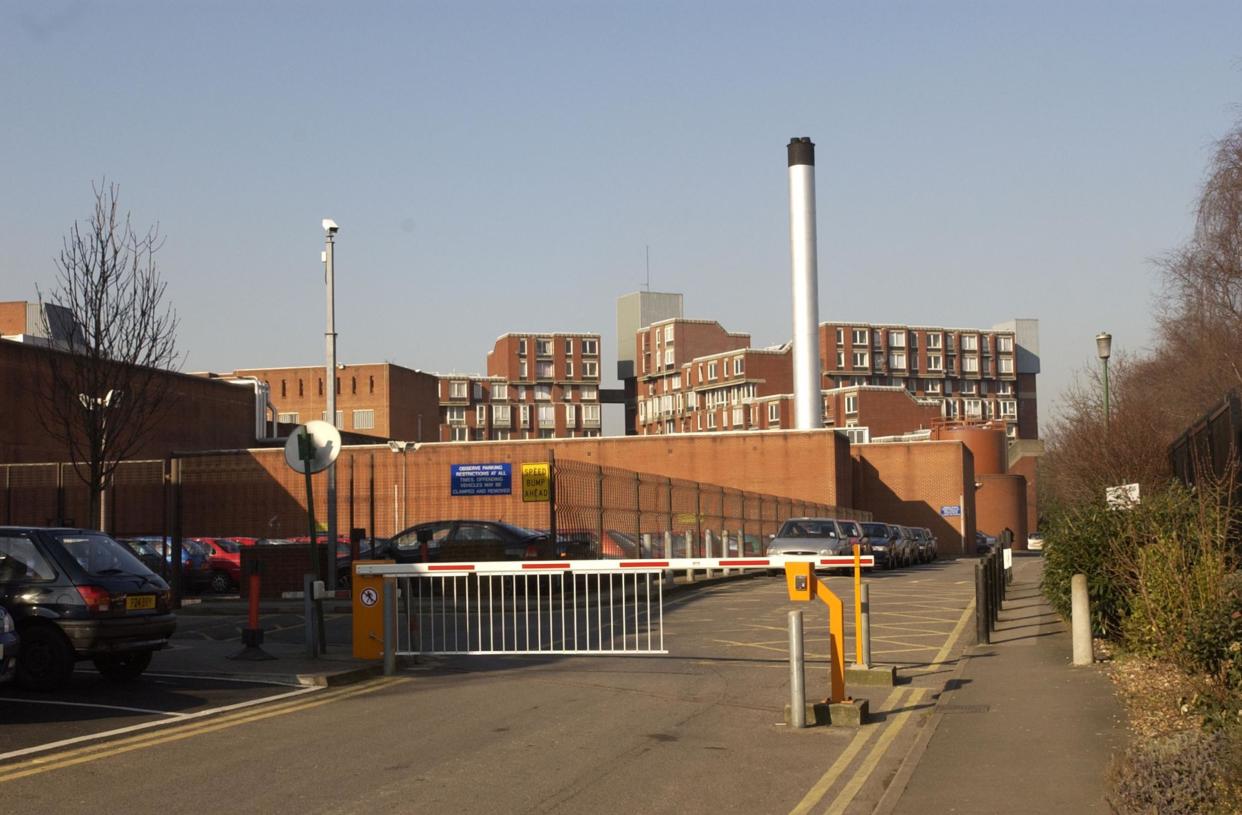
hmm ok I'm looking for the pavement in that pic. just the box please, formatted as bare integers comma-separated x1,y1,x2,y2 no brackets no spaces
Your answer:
881,553,1126,814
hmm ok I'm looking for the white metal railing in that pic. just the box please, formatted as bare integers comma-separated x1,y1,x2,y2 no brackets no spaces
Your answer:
358,555,873,661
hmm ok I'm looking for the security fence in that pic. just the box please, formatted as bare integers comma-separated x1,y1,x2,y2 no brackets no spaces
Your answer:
1170,390,1242,489
0,447,869,555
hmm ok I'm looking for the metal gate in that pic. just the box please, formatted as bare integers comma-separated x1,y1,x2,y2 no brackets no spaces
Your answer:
394,569,666,656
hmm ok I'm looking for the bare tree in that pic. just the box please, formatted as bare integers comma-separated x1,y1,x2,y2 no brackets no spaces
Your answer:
37,181,180,528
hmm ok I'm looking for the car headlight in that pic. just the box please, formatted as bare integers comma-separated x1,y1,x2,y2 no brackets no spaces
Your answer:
819,548,833,555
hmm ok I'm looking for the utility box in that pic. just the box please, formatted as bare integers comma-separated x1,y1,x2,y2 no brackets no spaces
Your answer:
785,562,816,601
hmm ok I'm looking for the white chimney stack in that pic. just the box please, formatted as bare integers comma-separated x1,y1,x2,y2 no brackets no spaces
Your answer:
788,137,823,430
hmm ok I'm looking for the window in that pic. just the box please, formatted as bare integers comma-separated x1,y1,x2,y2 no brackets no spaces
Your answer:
835,327,844,344
278,411,299,424
582,338,598,355
1002,400,1018,418
851,351,869,368
997,381,1013,395
0,534,57,580
565,359,574,377
565,403,577,427
836,350,845,369
492,383,508,400
473,382,483,400
494,430,510,440
965,399,983,418
733,407,744,427
368,375,375,394
842,427,870,444
318,378,324,397
537,404,555,427
582,360,598,378
519,404,531,427
582,404,600,426
851,328,868,345
927,333,942,350
519,360,528,378
707,412,717,429
449,380,467,399
353,409,375,430
845,394,858,414
963,356,979,374
351,376,357,395
581,385,597,401
962,334,978,352
450,426,468,441
446,407,465,425
944,379,953,396
564,338,574,355
888,330,906,348
663,324,674,342
662,348,674,367
475,404,487,425
889,351,906,369
320,410,343,426
280,380,287,398
492,404,511,425
518,338,527,355
733,356,744,375
535,384,552,400
998,336,1014,353
927,354,943,371
536,338,552,356
536,360,554,378
961,380,977,395
516,386,527,401
671,373,682,389
999,357,1014,374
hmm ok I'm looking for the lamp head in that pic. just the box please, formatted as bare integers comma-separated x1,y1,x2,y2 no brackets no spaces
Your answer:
1095,332,1112,361
322,219,339,236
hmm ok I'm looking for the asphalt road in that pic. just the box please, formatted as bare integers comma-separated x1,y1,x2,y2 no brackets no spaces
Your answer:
0,559,977,814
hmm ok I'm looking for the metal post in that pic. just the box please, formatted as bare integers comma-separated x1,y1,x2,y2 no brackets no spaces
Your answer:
369,452,376,541
853,543,863,665
684,531,694,583
704,529,715,578
548,449,558,547
975,562,989,644
1071,573,1093,666
859,583,872,668
788,610,806,728
596,465,605,555
787,137,823,430
324,222,338,592
663,530,674,588
641,533,652,560
171,458,183,609
383,576,398,676
304,573,317,658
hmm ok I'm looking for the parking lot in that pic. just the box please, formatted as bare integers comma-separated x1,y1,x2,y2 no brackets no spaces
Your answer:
0,668,316,760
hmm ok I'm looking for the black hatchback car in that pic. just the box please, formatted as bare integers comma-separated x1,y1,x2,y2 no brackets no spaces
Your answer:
386,520,595,564
0,527,176,690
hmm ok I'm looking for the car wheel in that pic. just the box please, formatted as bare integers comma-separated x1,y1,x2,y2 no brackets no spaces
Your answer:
17,624,75,691
94,650,153,682
210,571,232,594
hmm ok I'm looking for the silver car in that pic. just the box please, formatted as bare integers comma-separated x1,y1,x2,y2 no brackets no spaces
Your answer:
766,518,853,572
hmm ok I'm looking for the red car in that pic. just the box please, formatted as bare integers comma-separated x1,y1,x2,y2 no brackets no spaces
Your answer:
191,538,243,593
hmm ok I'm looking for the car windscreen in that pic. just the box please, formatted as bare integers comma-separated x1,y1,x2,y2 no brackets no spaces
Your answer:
55,533,156,576
213,539,242,553
837,521,861,538
775,520,837,538
861,523,889,537
497,523,543,539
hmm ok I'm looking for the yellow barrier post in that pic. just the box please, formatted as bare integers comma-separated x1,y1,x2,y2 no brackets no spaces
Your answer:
784,561,848,705
351,560,392,660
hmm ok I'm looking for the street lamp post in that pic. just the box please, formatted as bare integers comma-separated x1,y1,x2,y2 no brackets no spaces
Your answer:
323,219,339,591
1096,332,1112,434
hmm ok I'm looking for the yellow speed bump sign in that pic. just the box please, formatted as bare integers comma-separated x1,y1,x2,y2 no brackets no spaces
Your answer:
522,462,550,502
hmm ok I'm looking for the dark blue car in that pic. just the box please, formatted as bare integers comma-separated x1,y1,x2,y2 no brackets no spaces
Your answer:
0,606,17,684
120,536,212,592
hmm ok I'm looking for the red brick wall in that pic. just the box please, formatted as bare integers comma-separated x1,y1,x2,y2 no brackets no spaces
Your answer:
976,474,1028,550
851,441,976,555
0,303,26,336
1008,454,1040,535
1,341,257,464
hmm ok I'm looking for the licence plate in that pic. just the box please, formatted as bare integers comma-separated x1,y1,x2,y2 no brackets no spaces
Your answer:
126,595,156,611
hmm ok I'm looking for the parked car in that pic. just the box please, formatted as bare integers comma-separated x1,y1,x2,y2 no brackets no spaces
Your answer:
1027,531,1044,552
386,521,594,564
766,518,865,573
834,519,873,564
119,536,212,593
0,605,18,685
860,522,900,569
975,531,997,554
555,529,642,559
911,527,937,563
192,537,243,593
0,527,175,690
895,525,923,565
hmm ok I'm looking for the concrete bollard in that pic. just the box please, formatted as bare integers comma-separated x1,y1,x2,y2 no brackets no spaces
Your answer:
684,531,695,583
704,530,716,578
721,531,732,575
788,610,806,728
1071,573,1093,666
975,562,989,645
859,583,872,668
641,532,652,559
663,531,675,588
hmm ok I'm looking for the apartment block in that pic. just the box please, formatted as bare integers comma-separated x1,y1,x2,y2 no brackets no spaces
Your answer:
631,315,1039,445
436,332,603,441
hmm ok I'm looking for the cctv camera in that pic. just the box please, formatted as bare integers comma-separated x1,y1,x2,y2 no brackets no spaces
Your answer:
322,218,339,234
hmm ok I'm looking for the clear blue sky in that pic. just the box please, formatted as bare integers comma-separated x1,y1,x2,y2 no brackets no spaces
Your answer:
4,1,1241,434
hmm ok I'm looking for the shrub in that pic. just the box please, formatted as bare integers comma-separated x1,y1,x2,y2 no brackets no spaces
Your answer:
1109,728,1241,814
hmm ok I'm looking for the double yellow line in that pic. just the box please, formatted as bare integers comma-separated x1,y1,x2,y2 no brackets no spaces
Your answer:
0,676,406,784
